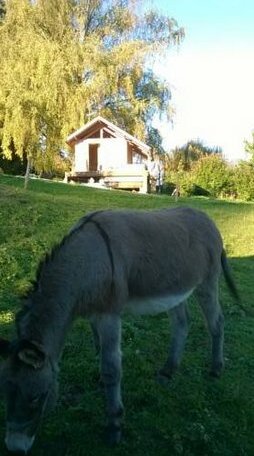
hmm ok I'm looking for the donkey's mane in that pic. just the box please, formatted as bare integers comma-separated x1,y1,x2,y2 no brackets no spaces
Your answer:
22,210,104,300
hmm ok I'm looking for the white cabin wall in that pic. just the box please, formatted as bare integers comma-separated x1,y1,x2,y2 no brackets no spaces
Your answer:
74,141,89,172
99,138,127,169
74,137,127,172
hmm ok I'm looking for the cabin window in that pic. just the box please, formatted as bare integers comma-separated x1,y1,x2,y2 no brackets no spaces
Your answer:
127,144,144,164
133,152,143,164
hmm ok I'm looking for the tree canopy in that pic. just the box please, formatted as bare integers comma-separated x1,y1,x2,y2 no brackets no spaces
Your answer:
168,139,222,171
0,0,184,177
0,0,5,20
245,132,254,163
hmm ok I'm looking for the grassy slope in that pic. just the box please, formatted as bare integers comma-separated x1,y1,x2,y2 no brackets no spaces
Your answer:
0,174,253,456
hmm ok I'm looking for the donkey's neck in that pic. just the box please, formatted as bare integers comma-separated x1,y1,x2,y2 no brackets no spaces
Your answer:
17,291,75,360
17,222,114,360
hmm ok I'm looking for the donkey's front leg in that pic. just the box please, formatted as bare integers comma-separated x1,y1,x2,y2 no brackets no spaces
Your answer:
95,314,123,445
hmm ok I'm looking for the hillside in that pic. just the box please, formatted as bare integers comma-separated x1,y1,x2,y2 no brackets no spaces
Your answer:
0,174,253,456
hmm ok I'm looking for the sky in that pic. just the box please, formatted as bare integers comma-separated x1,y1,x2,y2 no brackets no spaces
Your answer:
151,0,254,161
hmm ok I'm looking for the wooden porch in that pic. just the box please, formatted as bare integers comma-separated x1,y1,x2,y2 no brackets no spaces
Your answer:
66,166,149,193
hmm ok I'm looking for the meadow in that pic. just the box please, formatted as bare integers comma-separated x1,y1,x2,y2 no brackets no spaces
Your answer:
0,174,253,456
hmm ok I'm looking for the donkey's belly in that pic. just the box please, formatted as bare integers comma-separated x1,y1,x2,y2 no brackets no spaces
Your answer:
126,289,193,315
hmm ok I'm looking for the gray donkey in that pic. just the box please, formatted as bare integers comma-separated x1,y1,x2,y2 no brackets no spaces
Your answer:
0,207,238,453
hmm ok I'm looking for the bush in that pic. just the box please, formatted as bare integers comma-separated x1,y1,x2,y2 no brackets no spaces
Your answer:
233,161,254,201
192,154,233,198
162,181,175,195
165,170,195,196
0,150,27,175
191,184,210,196
165,169,211,197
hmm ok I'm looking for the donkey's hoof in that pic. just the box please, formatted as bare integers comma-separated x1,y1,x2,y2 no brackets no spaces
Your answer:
209,363,224,378
209,369,222,378
157,369,173,386
105,425,122,446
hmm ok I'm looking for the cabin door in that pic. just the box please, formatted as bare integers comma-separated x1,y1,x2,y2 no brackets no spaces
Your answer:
88,144,98,171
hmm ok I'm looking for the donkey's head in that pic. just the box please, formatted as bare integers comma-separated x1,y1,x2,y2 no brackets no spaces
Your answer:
0,338,58,454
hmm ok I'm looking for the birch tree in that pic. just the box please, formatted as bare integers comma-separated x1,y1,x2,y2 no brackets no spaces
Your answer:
0,0,184,186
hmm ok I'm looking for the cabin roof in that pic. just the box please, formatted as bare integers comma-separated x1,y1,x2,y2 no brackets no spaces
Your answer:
66,115,151,157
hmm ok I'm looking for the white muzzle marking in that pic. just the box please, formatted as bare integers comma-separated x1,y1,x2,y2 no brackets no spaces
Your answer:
5,431,35,454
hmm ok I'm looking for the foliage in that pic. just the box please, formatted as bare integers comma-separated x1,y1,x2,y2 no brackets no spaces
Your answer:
244,131,254,163
0,0,184,176
165,168,194,197
0,175,254,456
146,126,166,156
0,143,27,175
164,152,238,199
0,0,5,20
168,139,222,171
191,154,233,198
233,161,254,201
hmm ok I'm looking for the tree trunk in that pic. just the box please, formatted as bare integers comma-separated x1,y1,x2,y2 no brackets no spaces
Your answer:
24,156,32,189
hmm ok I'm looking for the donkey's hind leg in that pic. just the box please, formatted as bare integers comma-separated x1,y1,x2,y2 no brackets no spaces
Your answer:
158,301,189,382
196,277,224,377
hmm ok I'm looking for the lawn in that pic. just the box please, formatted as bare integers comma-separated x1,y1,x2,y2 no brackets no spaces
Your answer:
0,174,253,456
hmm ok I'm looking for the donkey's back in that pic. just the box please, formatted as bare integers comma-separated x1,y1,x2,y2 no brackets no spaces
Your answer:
74,206,224,314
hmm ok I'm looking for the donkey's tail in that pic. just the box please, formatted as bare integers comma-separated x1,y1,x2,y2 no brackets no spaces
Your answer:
220,249,254,317
221,250,254,316
221,249,240,302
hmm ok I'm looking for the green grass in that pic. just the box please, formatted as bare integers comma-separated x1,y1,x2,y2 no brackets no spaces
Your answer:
0,174,254,456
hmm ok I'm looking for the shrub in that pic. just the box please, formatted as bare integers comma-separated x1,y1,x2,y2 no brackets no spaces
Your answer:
165,169,212,197
233,161,254,201
165,170,195,196
0,150,27,175
192,154,233,198
162,181,175,195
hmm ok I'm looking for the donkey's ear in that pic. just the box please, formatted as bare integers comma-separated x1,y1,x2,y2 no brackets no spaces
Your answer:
0,338,11,358
17,340,46,370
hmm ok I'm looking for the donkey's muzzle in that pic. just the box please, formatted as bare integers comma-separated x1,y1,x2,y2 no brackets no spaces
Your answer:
5,431,35,454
